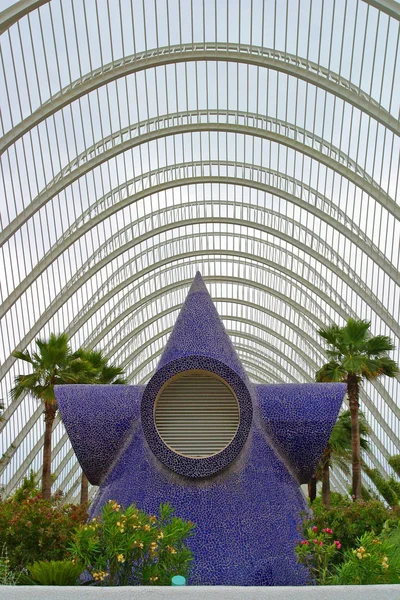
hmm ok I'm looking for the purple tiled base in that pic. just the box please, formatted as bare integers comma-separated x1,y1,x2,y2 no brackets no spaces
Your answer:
89,422,310,585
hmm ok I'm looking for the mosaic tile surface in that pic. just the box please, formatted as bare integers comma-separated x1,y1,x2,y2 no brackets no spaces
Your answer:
56,272,345,585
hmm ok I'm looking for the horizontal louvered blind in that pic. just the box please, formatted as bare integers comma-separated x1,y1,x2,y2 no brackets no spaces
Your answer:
155,371,240,458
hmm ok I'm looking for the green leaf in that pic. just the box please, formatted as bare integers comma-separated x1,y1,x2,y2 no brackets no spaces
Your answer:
315,362,344,382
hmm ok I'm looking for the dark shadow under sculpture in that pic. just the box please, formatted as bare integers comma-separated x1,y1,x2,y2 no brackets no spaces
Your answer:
55,273,345,585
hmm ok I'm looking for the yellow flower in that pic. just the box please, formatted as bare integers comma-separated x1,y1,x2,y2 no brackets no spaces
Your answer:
149,575,159,582
354,546,369,560
143,524,151,532
116,554,125,563
157,531,164,540
382,556,389,569
167,545,177,554
92,571,108,582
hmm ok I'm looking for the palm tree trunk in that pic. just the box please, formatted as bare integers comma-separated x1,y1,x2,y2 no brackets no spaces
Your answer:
308,476,317,504
321,448,331,508
42,402,56,499
80,473,89,505
347,374,362,500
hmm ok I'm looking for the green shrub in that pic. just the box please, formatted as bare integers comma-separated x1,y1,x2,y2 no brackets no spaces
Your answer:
12,471,40,503
303,498,399,553
311,492,347,509
388,455,400,477
18,560,84,586
69,500,195,586
332,530,400,585
0,491,87,571
364,467,399,506
0,545,19,585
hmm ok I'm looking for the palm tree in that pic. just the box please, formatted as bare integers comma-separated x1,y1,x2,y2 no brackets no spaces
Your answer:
11,334,95,499
316,318,399,500
317,410,370,508
72,348,127,504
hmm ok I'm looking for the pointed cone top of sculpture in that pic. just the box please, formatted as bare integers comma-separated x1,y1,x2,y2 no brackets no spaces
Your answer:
155,272,248,381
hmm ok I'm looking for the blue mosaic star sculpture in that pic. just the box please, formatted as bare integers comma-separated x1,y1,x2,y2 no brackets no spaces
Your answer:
56,273,345,585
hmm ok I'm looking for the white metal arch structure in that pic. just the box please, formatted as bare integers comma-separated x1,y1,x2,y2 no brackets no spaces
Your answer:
1,0,399,501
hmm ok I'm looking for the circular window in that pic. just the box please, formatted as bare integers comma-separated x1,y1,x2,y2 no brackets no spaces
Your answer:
154,370,240,458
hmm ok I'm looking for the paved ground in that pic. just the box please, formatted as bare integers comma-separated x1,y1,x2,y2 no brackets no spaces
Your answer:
0,586,399,599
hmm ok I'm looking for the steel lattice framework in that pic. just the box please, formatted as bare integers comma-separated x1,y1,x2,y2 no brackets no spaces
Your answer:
0,0,399,503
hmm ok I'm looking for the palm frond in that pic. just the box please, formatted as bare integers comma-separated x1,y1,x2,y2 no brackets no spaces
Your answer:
11,349,33,364
341,355,369,375
365,335,395,357
331,454,351,476
317,325,342,348
11,373,41,400
361,357,399,381
341,318,371,347
374,356,399,377
315,361,344,382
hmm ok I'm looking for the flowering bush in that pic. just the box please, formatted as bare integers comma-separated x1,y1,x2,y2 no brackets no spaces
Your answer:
332,530,400,585
295,526,342,584
302,497,399,553
0,491,87,571
69,501,195,585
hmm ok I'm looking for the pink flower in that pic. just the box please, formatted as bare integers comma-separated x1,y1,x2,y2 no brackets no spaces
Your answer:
313,539,318,544
334,540,341,549
323,528,333,534
300,540,309,546
319,541,324,546
312,526,318,532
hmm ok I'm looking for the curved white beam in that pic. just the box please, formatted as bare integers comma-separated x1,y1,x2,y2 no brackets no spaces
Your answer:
2,209,397,398
0,0,50,35
2,42,397,156
39,112,381,192
3,160,397,323
362,0,400,20
2,119,398,247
